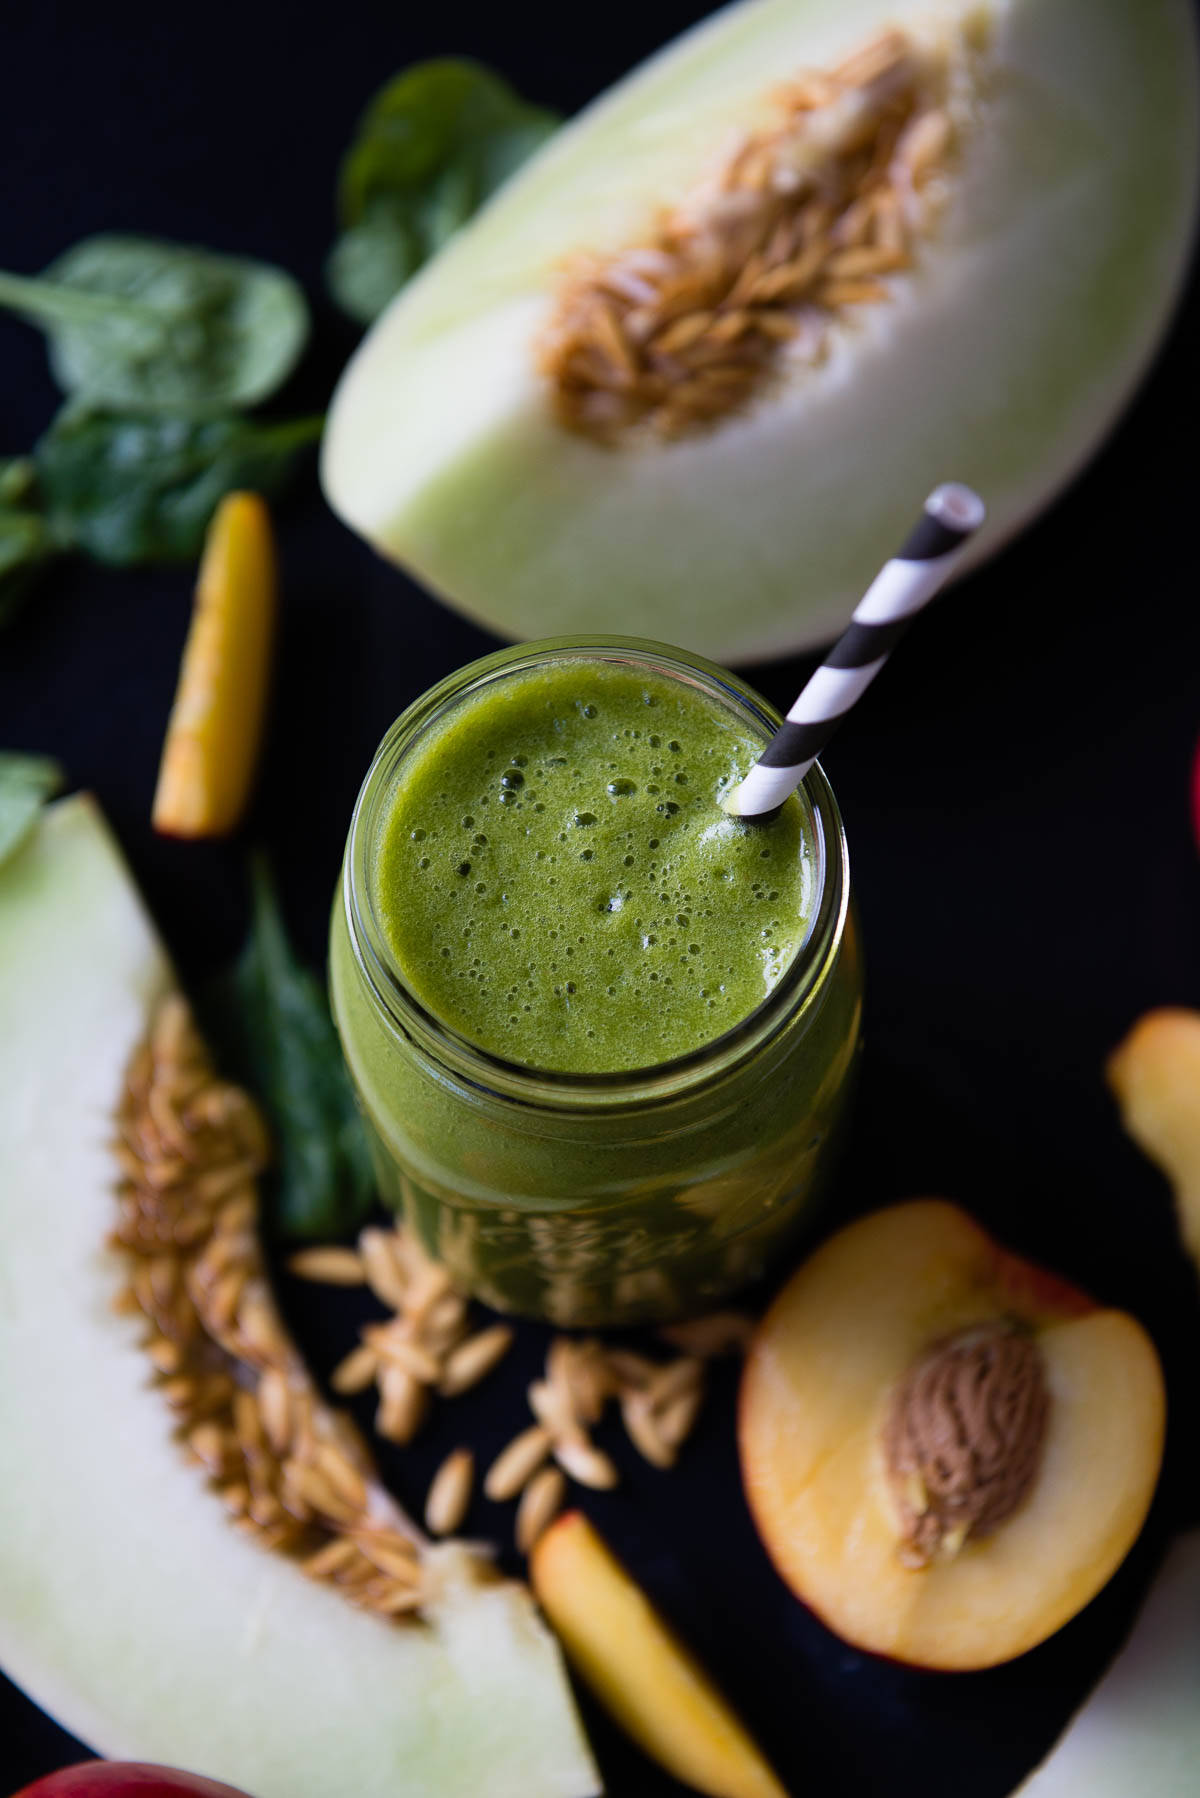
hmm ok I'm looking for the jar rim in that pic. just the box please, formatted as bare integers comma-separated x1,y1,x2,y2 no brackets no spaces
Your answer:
342,635,850,1110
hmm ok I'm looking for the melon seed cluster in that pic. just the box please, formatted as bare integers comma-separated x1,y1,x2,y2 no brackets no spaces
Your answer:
540,27,959,443
112,995,433,1617
112,993,754,1619
291,1225,754,1554
289,1232,516,1442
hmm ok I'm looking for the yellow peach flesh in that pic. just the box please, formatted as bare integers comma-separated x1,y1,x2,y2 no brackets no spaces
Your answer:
531,1510,786,1798
1108,1007,1200,1270
739,1201,1165,1670
152,491,276,840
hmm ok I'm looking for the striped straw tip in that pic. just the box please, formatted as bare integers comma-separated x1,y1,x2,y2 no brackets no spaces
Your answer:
926,482,986,532
724,480,986,821
720,789,780,824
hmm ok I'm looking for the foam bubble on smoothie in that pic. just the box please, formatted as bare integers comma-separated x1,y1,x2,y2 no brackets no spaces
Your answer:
372,661,814,1073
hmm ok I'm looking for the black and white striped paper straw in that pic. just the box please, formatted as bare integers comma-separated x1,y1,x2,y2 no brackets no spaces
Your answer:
724,483,986,821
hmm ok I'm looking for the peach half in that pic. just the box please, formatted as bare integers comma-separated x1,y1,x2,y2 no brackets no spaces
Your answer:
738,1200,1165,1670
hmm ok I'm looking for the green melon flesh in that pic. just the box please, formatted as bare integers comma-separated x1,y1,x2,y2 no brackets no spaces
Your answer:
322,0,1198,663
1015,1533,1200,1795
0,795,598,1798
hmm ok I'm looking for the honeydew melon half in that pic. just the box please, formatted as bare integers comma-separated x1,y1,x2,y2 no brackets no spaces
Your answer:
0,795,598,1798
1015,1532,1200,1796
322,0,1199,664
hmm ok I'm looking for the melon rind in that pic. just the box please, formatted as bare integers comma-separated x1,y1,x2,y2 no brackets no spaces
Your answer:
1014,1533,1200,1796
322,0,1199,664
0,795,598,1798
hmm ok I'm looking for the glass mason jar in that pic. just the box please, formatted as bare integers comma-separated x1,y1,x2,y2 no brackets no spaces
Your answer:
330,637,863,1328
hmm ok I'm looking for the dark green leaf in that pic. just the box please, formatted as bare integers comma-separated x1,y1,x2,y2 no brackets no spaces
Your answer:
0,236,310,416
0,507,58,630
328,59,559,324
34,407,322,566
0,458,37,507
0,752,64,869
201,857,374,1242
326,201,423,328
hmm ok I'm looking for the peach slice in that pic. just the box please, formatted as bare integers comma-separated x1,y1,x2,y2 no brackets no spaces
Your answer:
152,491,276,839
530,1510,786,1798
1107,1008,1200,1272
738,1200,1165,1671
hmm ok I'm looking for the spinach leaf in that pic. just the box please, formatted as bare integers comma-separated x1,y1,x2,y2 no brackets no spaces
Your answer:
327,204,425,329
202,857,374,1242
35,407,322,566
328,59,559,324
0,752,64,870
0,506,58,629
0,236,311,416
0,459,37,507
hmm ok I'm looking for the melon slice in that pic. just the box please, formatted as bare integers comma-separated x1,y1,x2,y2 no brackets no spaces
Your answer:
322,0,1199,663
0,795,598,1798
1014,1533,1200,1796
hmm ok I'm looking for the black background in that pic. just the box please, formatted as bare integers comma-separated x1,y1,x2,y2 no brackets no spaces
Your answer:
2,4,1198,1795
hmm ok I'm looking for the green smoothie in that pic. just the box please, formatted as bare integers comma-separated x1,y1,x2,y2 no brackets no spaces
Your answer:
331,638,862,1326
371,660,812,1074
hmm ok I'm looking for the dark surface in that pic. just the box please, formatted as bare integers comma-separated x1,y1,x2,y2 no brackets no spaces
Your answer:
2,4,1199,1796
